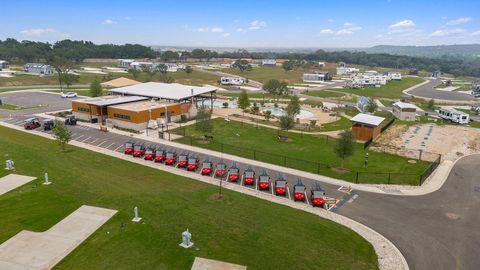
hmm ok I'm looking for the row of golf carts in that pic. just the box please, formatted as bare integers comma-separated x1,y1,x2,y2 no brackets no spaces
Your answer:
23,115,77,130
124,141,327,207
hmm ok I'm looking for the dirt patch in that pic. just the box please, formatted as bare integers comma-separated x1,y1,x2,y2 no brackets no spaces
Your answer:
196,139,211,145
331,167,350,174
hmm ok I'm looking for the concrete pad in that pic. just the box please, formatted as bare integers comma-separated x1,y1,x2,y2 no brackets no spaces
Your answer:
0,174,36,196
0,205,117,270
191,257,247,270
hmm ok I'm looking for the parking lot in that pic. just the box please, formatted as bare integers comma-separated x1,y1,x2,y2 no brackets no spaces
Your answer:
0,91,81,117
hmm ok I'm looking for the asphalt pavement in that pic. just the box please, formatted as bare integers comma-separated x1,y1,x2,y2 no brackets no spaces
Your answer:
408,79,474,101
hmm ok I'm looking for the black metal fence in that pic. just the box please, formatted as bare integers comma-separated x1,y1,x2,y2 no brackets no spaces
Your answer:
170,127,442,186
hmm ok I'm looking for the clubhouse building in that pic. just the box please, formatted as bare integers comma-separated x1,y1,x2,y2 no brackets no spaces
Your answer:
72,82,217,131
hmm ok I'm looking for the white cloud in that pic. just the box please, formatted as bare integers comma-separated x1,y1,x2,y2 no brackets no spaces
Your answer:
248,20,267,30
430,28,466,37
236,28,247,33
197,27,210,32
19,28,70,40
320,29,334,34
210,27,224,33
471,30,480,36
327,18,334,23
336,26,362,35
343,22,353,26
222,33,231,37
103,19,115,25
389,19,415,29
447,17,472,25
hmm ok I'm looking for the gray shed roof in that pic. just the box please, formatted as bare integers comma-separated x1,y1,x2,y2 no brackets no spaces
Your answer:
350,113,385,126
110,82,217,100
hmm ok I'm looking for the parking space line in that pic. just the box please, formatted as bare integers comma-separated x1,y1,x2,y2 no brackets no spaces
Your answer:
105,143,115,149
89,138,99,144
81,136,92,142
97,141,108,147
74,135,85,141
113,145,123,152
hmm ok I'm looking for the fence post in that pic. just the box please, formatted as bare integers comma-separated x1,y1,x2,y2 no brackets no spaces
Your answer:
283,156,287,166
356,172,359,183
253,150,256,160
221,143,223,153
388,173,391,184
189,136,192,145
419,175,423,186
317,163,320,174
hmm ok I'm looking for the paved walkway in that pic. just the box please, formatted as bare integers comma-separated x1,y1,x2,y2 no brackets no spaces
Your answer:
0,174,36,196
0,205,117,270
191,257,246,270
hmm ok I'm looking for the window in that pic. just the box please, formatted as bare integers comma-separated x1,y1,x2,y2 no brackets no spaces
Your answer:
160,112,165,117
78,107,90,112
113,113,131,120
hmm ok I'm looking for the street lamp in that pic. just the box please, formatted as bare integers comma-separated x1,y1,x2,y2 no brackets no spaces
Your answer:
364,152,369,168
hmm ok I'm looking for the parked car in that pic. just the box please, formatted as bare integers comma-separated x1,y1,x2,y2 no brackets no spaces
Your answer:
200,160,213,175
165,151,177,165
311,183,326,207
187,156,199,171
144,146,156,160
227,164,240,182
214,161,227,178
132,143,145,157
24,117,41,130
274,176,288,196
258,171,270,190
154,149,166,163
177,153,188,168
43,119,55,131
293,180,306,201
61,92,78,98
124,141,135,155
243,167,256,186
64,115,77,125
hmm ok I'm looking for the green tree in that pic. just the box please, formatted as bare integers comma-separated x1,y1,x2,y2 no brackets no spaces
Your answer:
159,75,175,83
264,110,272,121
51,56,74,91
279,115,295,133
156,64,168,75
427,98,435,110
232,59,252,72
237,90,250,110
89,79,103,97
128,68,141,80
334,129,355,168
365,98,378,113
183,65,193,74
285,96,300,117
61,73,79,89
282,60,295,72
262,79,289,101
161,50,179,62
142,65,157,81
195,106,213,135
52,119,71,151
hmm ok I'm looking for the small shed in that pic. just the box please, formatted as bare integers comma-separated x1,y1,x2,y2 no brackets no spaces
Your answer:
350,113,385,141
392,101,417,121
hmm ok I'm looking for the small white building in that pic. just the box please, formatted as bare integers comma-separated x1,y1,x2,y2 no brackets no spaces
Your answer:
347,73,388,88
392,101,417,121
163,63,186,72
118,59,135,69
24,63,54,76
220,76,244,85
438,108,469,124
303,72,332,83
387,72,402,80
261,59,277,66
0,60,9,70
337,66,359,75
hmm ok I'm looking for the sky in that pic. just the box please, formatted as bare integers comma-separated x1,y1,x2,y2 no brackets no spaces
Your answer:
1,0,480,48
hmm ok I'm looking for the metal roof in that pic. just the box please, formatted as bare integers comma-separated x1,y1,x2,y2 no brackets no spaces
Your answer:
110,82,217,100
393,101,417,110
81,96,148,106
350,113,385,126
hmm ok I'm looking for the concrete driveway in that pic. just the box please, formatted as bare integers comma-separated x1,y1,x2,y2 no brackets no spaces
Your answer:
408,79,474,101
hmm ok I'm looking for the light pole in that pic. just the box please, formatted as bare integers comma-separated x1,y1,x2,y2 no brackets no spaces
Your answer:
364,152,369,168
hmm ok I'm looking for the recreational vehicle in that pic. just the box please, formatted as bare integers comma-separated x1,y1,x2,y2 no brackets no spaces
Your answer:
438,108,469,124
220,76,244,85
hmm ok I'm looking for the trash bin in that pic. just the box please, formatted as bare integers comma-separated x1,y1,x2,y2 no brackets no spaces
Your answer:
91,118,98,123
158,131,164,139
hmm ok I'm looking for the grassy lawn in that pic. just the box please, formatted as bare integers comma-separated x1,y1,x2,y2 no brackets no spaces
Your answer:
0,126,378,270
0,103,26,110
0,70,220,87
304,90,347,98
173,119,431,185
225,66,316,84
328,77,425,99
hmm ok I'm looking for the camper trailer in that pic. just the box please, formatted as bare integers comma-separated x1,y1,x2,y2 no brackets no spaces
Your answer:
220,76,244,85
438,108,469,124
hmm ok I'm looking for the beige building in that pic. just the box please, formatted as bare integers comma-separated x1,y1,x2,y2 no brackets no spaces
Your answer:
392,102,417,121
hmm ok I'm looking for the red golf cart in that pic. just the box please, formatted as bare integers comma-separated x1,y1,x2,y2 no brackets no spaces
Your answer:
124,141,135,155
177,153,188,168
274,176,288,196
154,149,166,163
165,150,177,166
293,180,307,202
187,156,199,171
24,117,41,130
227,164,240,182
200,160,213,175
214,162,227,178
311,183,326,207
132,143,146,158
144,145,156,160
258,171,270,190
243,167,256,186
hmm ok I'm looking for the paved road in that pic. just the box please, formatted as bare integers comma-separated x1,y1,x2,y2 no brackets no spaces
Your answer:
193,67,263,89
3,91,480,270
408,79,474,101
0,84,89,90
338,154,480,270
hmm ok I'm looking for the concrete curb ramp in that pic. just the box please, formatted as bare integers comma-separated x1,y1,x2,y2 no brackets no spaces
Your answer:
0,205,117,270
0,174,36,196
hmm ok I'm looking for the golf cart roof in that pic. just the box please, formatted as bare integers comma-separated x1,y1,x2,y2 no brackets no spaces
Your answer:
294,185,306,192
202,161,212,166
24,117,39,122
276,181,286,187
312,190,325,197
216,163,226,168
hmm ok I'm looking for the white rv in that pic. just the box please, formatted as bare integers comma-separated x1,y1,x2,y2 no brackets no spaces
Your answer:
438,108,469,124
220,76,244,85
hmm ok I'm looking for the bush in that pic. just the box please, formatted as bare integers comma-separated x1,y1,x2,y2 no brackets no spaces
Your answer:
222,102,229,108
180,114,188,122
